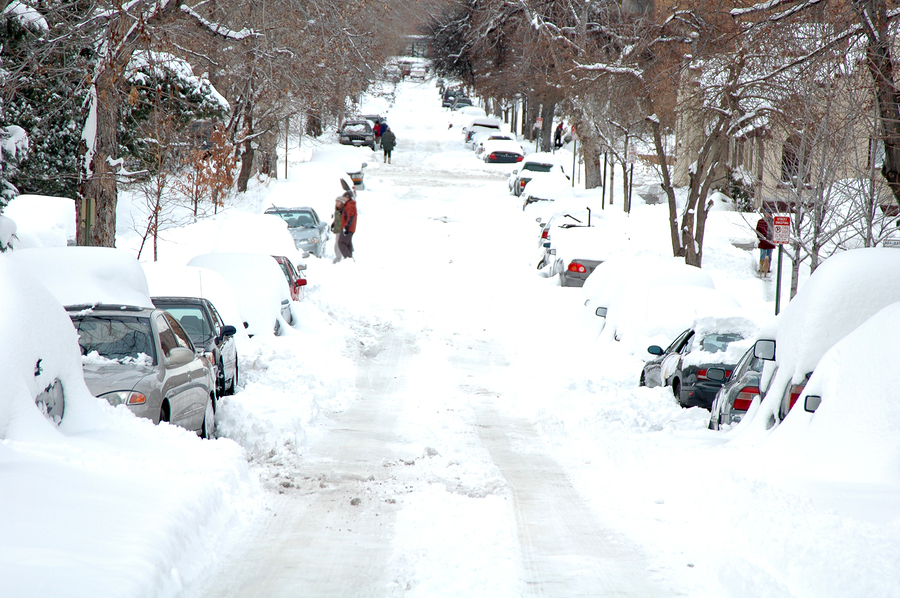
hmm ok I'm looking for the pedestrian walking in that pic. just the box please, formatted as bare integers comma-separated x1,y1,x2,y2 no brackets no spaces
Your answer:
756,206,775,276
381,126,396,164
554,122,564,149
372,119,382,149
338,191,357,259
331,195,345,263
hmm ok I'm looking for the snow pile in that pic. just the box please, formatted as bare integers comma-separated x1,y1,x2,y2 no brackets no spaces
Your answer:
522,171,574,202
210,213,303,264
3,194,76,248
7,246,153,307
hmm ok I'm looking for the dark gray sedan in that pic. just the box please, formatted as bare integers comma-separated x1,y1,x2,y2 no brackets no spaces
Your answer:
265,207,329,258
151,297,238,398
69,304,218,438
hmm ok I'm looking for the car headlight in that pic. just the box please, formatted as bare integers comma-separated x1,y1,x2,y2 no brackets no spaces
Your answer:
100,390,147,406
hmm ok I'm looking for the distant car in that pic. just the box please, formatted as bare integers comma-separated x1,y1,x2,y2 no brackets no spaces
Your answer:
188,253,294,337
448,106,486,129
68,304,218,438
481,138,524,164
410,67,427,80
151,296,239,398
264,206,330,258
442,89,460,107
509,152,567,196
449,97,473,111
474,134,514,157
272,255,307,302
708,347,763,430
749,248,900,427
641,316,757,409
462,116,502,145
338,120,375,149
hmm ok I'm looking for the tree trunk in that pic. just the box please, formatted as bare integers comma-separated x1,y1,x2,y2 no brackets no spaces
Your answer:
584,143,602,189
540,102,556,153
646,111,683,257
237,112,255,193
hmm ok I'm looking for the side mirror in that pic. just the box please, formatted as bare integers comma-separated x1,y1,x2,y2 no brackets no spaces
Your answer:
535,217,543,224
166,346,195,367
706,367,727,382
220,325,237,338
595,307,608,318
804,395,822,413
647,345,664,356
296,262,308,271
754,339,776,360
512,169,518,175
362,162,368,168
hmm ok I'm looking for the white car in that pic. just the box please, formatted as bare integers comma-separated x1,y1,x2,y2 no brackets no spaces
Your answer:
474,134,514,157
521,170,573,210
509,152,567,196
480,138,524,163
448,106,486,129
749,247,900,428
462,116,502,145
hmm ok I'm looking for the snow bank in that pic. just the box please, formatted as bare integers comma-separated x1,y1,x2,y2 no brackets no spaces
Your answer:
3,194,76,248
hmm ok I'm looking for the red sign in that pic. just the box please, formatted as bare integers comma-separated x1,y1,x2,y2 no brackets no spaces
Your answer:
773,216,791,244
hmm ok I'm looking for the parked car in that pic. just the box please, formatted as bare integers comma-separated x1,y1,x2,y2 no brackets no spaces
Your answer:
151,296,238,398
188,252,294,337
532,208,616,286
481,138,525,164
267,162,355,222
68,304,218,438
272,254,307,302
338,120,375,149
474,134,513,157
309,146,368,189
449,97,473,111
462,116,502,145
442,89,461,107
409,67,427,80
748,248,900,427
708,347,764,430
521,171,574,210
448,106,486,129
264,206,330,258
509,152,567,196
641,316,757,409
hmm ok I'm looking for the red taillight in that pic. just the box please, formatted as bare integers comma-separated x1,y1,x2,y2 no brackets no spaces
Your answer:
520,180,526,188
788,383,807,410
697,369,708,380
733,386,759,412
489,153,498,160
567,262,587,274
541,229,549,240
516,155,524,162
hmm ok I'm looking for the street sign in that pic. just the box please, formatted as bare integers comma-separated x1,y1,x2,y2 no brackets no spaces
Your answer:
570,125,578,142
534,117,543,130
773,215,790,244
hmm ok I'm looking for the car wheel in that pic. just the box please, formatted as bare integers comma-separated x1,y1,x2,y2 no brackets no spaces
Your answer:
201,395,216,439
216,359,226,397
639,371,646,387
673,380,683,407
159,401,170,424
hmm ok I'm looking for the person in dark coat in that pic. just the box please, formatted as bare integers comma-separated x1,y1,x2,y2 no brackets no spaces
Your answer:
756,207,775,276
381,126,397,164
554,122,564,149
338,191,357,259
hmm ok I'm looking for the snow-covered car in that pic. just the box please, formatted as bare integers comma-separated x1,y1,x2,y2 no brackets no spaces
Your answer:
337,119,375,149
582,255,716,340
212,213,307,266
509,152,567,196
449,97,473,111
273,254,307,302
448,105,486,129
480,138,524,164
462,116,502,145
309,145,369,189
473,134,514,157
708,346,763,430
264,206,330,258
188,252,294,337
68,303,218,438
521,171,574,210
0,255,91,429
534,208,626,287
642,316,758,409
748,247,900,428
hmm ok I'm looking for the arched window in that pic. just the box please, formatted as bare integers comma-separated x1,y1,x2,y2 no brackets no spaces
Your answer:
781,133,809,186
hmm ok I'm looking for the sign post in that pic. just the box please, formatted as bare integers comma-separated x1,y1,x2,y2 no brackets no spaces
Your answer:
534,117,543,152
773,215,791,315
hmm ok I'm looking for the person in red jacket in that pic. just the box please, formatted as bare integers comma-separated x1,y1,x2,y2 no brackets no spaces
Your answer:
756,207,775,276
338,191,357,259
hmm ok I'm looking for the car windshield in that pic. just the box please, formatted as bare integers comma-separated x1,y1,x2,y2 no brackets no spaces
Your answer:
698,332,744,353
157,305,213,345
72,316,156,363
523,163,554,173
342,123,370,134
271,211,317,228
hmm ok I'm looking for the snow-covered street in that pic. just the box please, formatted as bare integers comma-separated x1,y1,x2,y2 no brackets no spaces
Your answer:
3,78,899,598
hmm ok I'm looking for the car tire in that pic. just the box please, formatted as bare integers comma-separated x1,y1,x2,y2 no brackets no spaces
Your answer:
639,371,646,387
673,380,683,407
216,358,226,398
159,401,170,424
201,395,216,439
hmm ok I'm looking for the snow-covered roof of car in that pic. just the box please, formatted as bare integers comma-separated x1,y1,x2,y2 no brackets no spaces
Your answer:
522,151,563,166
481,138,523,154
